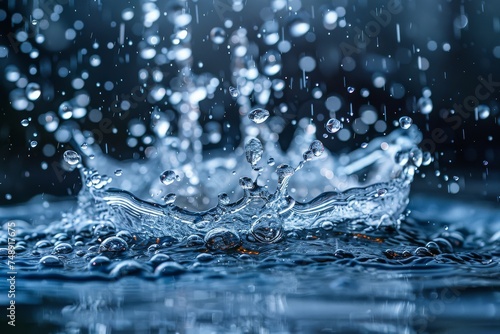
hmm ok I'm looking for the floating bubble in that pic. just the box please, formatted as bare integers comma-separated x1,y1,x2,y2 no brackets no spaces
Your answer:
63,150,81,165
155,261,186,276
204,228,241,250
53,243,73,254
325,118,341,133
160,170,177,186
39,255,64,268
88,256,110,271
21,119,29,127
149,253,172,267
93,221,116,238
109,260,148,278
99,237,128,253
248,108,270,124
399,116,413,129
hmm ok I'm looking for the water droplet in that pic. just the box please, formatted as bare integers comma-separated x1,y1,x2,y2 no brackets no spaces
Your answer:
204,228,241,250
399,116,413,129
250,216,283,243
418,97,433,114
88,256,110,271
475,105,490,119
154,261,186,276
289,15,310,37
114,169,123,176
244,138,263,166
39,255,64,268
58,101,73,119
261,50,282,76
63,150,81,166
395,150,409,166
422,152,432,166
93,221,116,238
210,27,226,45
53,243,73,254
163,193,176,204
228,86,239,97
218,193,230,205
410,148,423,167
25,82,41,100
21,119,29,127
267,157,275,166
248,108,270,124
160,170,176,185
239,177,254,190
321,221,333,230
347,86,355,93
30,140,38,148
99,237,128,253
325,118,341,133
303,150,314,162
309,140,324,157
149,253,172,267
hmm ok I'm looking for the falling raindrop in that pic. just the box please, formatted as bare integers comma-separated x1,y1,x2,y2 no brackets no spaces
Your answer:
248,108,270,124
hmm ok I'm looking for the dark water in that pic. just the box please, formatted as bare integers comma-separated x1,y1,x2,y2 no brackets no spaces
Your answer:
1,194,499,333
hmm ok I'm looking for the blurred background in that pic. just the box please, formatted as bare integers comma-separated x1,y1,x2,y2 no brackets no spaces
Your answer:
0,0,499,204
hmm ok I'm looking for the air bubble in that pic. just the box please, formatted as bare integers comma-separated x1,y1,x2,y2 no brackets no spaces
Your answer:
99,237,128,253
